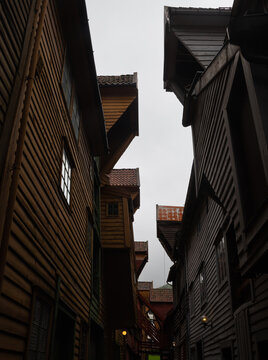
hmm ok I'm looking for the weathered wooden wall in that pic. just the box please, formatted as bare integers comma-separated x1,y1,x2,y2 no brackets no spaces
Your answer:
0,0,103,358
100,191,125,248
186,52,268,359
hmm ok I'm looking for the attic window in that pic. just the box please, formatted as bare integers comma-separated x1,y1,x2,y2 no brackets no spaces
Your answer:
107,202,118,216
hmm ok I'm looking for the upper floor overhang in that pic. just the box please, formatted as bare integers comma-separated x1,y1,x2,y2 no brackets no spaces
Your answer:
156,205,183,261
98,74,139,178
135,241,148,279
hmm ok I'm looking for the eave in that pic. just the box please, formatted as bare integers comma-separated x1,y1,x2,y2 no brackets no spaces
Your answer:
157,220,182,262
99,81,139,177
57,0,108,155
164,6,231,106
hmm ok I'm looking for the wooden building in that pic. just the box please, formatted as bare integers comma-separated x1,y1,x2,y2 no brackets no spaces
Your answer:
97,74,140,359
163,2,268,359
137,282,174,359
0,0,109,358
156,206,186,360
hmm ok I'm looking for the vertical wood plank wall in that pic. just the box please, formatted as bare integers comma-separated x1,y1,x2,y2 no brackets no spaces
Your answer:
0,0,102,358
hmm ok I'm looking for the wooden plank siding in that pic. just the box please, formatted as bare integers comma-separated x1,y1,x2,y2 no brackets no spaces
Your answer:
0,0,30,132
185,52,268,358
0,0,105,358
100,192,125,248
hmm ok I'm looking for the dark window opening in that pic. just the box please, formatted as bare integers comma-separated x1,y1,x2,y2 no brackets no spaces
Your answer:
216,236,228,287
107,202,119,216
61,53,81,141
221,347,233,360
227,60,267,226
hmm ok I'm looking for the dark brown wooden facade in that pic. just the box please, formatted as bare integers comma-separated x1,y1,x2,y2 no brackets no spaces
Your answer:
0,0,108,358
97,75,141,359
163,3,268,360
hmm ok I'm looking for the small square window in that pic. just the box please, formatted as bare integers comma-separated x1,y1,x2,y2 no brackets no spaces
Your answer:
107,202,119,216
61,149,72,205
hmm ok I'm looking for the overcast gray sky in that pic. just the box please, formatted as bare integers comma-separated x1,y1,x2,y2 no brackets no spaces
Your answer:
86,0,234,287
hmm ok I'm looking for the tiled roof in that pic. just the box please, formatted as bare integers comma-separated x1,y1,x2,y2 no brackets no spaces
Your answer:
150,288,173,303
138,282,153,291
135,242,148,252
157,205,184,221
98,73,137,86
109,169,140,187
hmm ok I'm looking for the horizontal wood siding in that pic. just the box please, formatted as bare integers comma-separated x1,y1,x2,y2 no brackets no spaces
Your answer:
102,96,136,132
187,61,245,358
0,0,30,134
100,192,125,248
0,0,102,358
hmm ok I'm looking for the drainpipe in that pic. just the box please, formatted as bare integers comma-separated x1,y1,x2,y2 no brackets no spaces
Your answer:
0,0,49,292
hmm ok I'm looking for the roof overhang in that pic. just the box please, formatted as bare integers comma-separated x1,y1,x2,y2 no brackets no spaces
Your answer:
135,242,148,278
57,0,108,155
99,83,139,177
164,6,230,105
157,220,182,261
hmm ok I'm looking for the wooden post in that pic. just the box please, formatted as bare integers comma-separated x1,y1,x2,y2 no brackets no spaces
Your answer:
0,0,49,293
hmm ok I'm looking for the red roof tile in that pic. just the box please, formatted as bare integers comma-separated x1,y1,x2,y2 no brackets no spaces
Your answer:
98,73,137,87
109,169,140,187
135,242,148,252
157,205,184,222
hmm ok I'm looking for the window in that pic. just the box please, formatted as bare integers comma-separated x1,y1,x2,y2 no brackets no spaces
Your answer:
71,95,80,140
216,237,228,287
28,297,51,360
107,202,119,216
62,57,72,109
61,54,81,141
199,266,207,306
61,148,72,205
